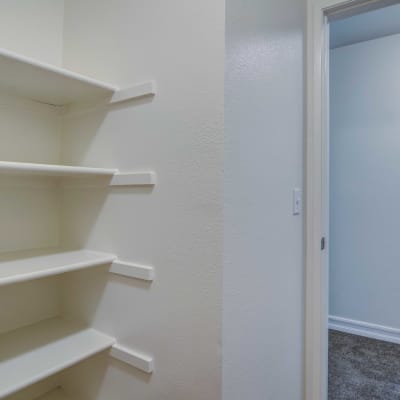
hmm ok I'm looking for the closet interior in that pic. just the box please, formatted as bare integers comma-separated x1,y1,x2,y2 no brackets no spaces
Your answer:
0,2,157,399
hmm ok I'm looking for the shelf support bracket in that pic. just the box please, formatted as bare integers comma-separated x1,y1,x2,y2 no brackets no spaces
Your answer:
110,172,156,187
110,344,154,373
110,260,154,281
110,81,156,104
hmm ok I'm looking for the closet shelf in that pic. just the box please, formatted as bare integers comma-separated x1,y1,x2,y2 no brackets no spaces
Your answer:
0,318,115,399
0,48,156,106
0,161,116,177
0,249,116,287
0,161,156,185
0,48,117,106
36,388,75,400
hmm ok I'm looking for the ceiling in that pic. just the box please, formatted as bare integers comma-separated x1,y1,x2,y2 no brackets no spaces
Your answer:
330,4,400,49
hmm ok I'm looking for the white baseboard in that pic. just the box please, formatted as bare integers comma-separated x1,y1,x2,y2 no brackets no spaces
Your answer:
329,315,400,345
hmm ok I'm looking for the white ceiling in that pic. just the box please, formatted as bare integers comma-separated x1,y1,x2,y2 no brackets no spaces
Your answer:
330,4,400,49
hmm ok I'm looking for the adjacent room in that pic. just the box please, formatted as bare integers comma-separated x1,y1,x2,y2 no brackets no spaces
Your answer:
329,5,400,398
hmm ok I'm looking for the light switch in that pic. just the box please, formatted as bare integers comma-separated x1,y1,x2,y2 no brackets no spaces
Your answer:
293,188,302,215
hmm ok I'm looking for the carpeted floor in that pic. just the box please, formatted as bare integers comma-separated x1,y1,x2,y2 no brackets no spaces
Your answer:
329,330,400,399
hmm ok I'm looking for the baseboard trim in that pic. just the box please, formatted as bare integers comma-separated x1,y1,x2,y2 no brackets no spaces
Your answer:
329,315,400,345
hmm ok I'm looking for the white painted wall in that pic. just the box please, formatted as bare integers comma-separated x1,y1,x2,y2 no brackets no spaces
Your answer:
224,0,305,399
330,33,400,330
59,1,224,400
0,0,64,65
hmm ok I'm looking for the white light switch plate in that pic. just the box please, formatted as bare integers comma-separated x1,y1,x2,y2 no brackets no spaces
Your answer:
293,188,302,215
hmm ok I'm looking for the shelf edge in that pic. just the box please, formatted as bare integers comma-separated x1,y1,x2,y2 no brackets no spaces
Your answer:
0,251,117,287
0,161,117,177
0,323,115,399
0,48,118,93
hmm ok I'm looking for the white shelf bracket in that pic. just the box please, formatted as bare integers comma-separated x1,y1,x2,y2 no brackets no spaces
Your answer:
110,260,154,281
110,344,154,373
110,81,156,104
110,172,156,187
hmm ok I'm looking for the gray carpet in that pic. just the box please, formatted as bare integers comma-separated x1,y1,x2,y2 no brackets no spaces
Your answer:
329,330,400,399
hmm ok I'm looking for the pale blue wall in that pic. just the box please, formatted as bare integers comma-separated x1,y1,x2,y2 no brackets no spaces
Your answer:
330,33,400,328
330,3,400,49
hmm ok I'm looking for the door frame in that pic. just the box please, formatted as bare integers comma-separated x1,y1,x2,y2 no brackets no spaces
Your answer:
305,0,400,399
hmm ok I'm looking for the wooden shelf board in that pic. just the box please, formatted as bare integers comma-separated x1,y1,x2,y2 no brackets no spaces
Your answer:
0,318,115,399
0,249,116,286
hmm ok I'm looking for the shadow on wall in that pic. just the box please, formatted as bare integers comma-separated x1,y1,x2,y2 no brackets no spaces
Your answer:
61,95,155,167
60,264,153,326
60,93,157,249
60,350,152,399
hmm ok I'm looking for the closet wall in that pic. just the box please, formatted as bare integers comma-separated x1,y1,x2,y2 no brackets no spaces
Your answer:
0,1,224,399
60,1,224,399
0,0,64,64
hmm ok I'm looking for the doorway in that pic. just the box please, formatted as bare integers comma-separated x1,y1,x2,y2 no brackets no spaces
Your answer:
305,1,400,399
328,6,400,398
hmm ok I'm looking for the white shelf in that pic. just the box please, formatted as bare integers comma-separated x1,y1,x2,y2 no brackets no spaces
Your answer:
0,249,116,286
0,161,156,185
0,318,115,399
0,48,117,106
0,161,116,177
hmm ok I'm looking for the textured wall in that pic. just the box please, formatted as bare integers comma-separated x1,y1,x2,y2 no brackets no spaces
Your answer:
60,1,224,399
224,0,305,398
